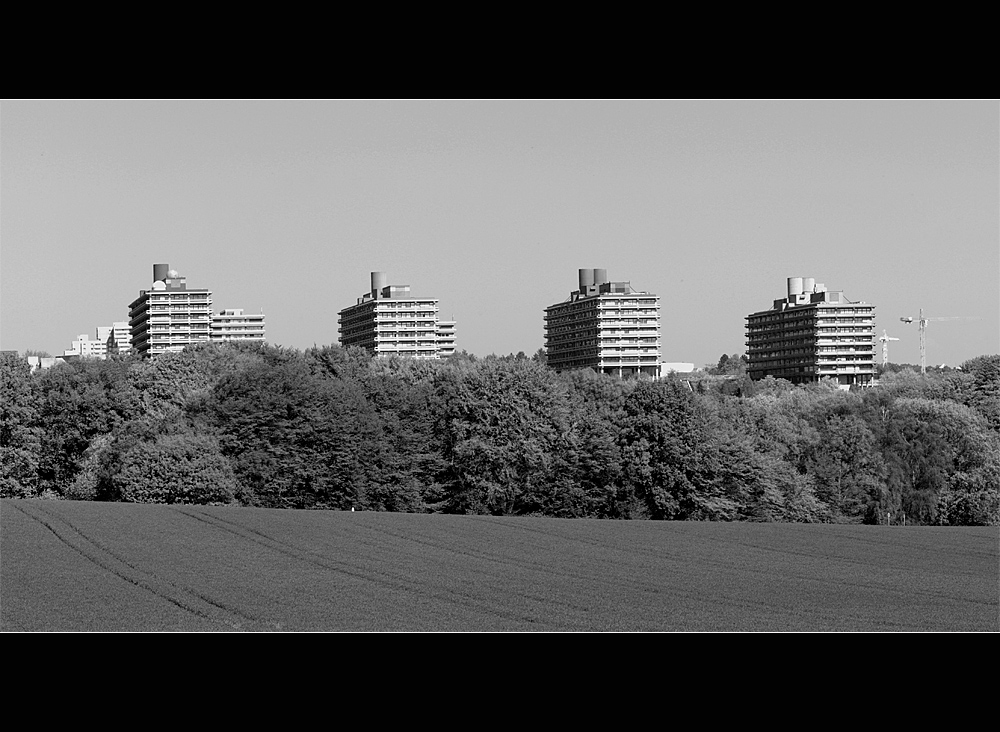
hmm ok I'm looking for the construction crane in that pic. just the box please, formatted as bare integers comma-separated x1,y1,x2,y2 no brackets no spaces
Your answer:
899,309,981,375
878,330,899,368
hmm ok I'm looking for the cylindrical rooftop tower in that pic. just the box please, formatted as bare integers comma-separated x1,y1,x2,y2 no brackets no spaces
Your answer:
594,268,608,286
371,271,387,295
803,276,815,293
153,263,169,283
787,277,804,298
578,269,595,291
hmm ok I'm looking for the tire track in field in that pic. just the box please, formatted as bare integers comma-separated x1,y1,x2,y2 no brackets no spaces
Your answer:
473,516,997,610
363,517,843,631
355,517,713,620
497,518,999,630
11,501,263,631
361,514,674,617
361,519,609,601
0,613,31,632
368,515,673,593
171,507,549,628
437,518,936,629
395,518,839,631
704,532,999,609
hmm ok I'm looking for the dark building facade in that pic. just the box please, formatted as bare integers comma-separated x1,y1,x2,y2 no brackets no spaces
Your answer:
746,276,876,387
544,269,660,378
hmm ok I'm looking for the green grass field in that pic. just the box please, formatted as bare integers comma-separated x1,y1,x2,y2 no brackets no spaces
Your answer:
2,499,996,631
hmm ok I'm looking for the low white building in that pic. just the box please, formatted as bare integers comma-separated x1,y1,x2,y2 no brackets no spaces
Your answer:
437,320,457,358
26,356,67,372
102,322,132,356
64,333,107,358
210,309,266,343
64,322,133,359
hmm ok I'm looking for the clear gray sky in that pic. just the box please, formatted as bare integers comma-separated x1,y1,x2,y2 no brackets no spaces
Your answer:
2,100,997,368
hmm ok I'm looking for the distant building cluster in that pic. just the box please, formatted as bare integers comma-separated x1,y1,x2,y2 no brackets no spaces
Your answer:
34,262,877,386
63,322,131,359
125,264,265,357
48,263,266,363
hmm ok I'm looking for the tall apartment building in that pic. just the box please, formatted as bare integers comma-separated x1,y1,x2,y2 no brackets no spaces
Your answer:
745,276,876,387
128,264,212,357
544,268,661,378
211,309,266,343
338,272,454,359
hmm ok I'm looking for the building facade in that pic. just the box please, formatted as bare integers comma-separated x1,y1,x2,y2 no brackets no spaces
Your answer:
25,355,66,372
745,276,876,387
64,332,107,358
544,269,661,378
102,322,132,356
128,264,212,357
338,272,455,359
436,319,457,358
211,309,266,343
63,322,132,359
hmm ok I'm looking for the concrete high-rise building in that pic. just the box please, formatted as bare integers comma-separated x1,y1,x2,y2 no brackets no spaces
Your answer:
544,268,661,378
338,272,454,359
745,276,876,387
128,264,212,357
211,309,266,343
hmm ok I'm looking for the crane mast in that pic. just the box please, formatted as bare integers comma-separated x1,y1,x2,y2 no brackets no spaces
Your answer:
900,310,930,375
879,329,899,368
899,310,980,375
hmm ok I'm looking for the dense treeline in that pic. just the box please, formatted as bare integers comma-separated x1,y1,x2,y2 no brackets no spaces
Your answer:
2,345,998,525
